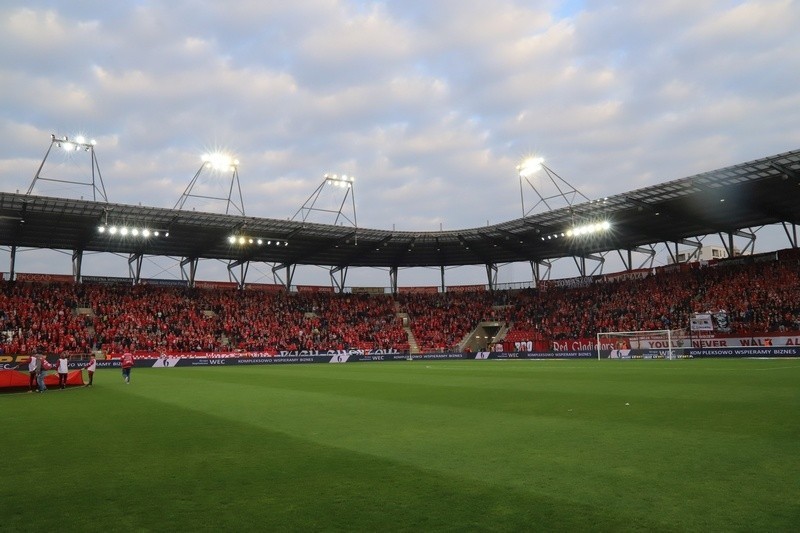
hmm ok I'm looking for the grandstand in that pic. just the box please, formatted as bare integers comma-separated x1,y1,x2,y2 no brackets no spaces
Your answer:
1,246,798,357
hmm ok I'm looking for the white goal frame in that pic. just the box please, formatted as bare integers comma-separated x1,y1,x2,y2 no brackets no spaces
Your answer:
596,329,685,360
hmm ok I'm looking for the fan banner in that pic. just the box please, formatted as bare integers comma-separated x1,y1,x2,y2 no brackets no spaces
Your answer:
0,369,84,390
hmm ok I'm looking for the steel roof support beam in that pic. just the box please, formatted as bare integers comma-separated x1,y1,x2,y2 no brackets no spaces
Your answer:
668,239,702,264
330,265,348,293
719,230,755,257
573,254,604,277
618,246,656,271
485,263,498,292
770,162,800,181
8,245,17,282
781,222,798,248
272,263,295,291
228,259,249,290
180,257,198,288
530,260,551,287
389,266,398,296
128,253,143,285
69,249,82,283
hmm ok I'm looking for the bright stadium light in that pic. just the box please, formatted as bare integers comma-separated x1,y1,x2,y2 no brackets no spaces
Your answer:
516,156,544,179
202,152,239,172
325,173,354,188
54,135,96,152
97,223,167,239
228,234,288,247
566,220,612,237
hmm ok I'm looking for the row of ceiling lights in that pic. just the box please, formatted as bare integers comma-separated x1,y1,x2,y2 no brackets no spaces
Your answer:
228,235,288,246
541,221,611,241
97,225,168,237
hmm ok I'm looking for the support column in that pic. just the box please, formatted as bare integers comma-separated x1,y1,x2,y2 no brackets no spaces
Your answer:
9,245,17,282
330,265,347,293
128,253,143,285
72,249,83,283
389,266,398,296
228,260,249,290
180,257,198,288
485,263,497,292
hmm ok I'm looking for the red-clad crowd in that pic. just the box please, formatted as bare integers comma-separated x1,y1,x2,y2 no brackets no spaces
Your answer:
1,253,798,356
0,283,408,355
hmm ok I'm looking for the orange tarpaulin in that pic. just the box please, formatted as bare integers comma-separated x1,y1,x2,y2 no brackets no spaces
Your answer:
0,369,84,389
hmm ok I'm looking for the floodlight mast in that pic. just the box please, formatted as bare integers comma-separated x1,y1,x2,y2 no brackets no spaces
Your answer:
291,173,358,293
517,156,590,218
27,134,108,202
174,154,245,216
292,173,358,229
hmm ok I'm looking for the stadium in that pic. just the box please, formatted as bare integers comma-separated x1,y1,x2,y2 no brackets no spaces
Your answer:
2,144,799,531
3,2,800,530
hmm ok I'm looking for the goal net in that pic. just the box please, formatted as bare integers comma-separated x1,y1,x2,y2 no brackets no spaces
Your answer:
596,329,687,360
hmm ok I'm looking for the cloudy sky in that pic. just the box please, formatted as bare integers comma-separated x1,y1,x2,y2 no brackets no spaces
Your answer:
1,0,799,287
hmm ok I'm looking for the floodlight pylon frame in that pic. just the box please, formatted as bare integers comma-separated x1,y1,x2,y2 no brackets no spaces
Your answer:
27,134,108,202
174,162,245,216
292,176,357,229
519,162,590,218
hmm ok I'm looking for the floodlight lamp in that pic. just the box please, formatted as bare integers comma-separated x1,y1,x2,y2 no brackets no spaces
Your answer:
132,228,140,236
257,239,263,245
120,227,129,236
109,226,118,234
90,139,97,146
202,153,237,171
601,220,611,230
164,231,169,237
75,135,85,144
517,156,544,178
154,231,160,237
228,236,236,244
142,229,151,237
238,236,245,244
98,225,106,233
248,238,253,244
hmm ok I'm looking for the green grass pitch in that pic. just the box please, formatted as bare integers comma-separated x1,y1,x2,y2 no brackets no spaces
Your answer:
3,359,799,532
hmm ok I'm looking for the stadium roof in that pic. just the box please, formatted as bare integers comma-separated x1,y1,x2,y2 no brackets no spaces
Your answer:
1,148,799,271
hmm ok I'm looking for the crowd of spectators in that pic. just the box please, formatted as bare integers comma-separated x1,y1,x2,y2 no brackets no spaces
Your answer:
1,253,798,356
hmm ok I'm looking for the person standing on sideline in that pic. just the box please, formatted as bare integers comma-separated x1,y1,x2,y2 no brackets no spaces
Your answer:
27,354,38,393
36,353,54,392
121,352,134,384
84,354,97,387
57,352,69,389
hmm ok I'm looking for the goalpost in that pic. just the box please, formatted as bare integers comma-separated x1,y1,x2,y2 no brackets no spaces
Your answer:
596,329,687,360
